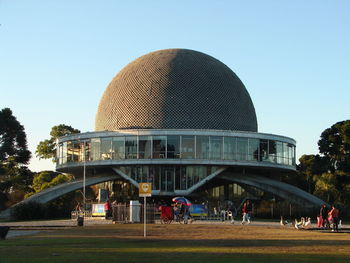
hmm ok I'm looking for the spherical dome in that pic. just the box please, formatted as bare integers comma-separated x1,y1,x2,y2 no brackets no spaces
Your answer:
95,49,257,132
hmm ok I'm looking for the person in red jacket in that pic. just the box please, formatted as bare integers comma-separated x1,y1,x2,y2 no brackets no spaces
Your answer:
241,200,252,225
329,205,340,232
104,200,111,219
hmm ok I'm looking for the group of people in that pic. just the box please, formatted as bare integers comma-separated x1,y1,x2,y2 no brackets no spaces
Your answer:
80,199,344,233
319,204,340,232
216,200,252,225
159,202,192,224
173,203,191,223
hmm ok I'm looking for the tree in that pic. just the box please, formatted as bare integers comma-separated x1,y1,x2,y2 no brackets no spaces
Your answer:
26,170,74,197
318,120,350,172
313,172,339,204
36,124,80,161
306,120,350,210
0,108,31,169
23,170,76,219
297,154,329,193
0,108,32,209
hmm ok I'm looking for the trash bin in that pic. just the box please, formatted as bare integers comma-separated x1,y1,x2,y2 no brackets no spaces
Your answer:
129,200,140,223
77,216,84,226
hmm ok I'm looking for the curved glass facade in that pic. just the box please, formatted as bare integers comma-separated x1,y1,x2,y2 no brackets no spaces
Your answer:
57,132,296,167
117,165,220,191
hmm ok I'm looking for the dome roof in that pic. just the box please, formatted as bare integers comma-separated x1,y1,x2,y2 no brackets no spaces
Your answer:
95,49,257,132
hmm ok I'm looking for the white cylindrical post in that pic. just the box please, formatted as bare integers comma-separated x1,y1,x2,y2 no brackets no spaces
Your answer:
144,196,146,237
83,141,86,213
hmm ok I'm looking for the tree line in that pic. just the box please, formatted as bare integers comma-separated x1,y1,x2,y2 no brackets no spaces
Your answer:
0,108,79,213
1,107,349,216
297,120,350,208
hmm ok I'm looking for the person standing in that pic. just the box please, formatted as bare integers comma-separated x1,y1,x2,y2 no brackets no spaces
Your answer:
104,199,111,219
320,204,329,228
112,200,118,223
183,204,190,224
329,205,340,232
241,200,252,224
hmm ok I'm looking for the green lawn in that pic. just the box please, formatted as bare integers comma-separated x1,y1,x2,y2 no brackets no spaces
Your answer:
1,224,349,263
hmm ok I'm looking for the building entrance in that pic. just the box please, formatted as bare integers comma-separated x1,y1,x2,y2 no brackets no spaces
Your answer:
160,167,174,192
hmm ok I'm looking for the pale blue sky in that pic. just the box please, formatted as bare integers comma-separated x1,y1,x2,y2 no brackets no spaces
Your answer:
1,1,349,172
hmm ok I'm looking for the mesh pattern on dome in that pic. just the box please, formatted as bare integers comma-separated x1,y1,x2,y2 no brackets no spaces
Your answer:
95,49,257,132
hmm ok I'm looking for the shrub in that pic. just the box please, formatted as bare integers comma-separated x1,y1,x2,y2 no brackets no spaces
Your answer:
11,201,45,220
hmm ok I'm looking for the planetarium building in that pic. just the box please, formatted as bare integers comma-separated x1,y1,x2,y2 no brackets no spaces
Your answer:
54,49,323,208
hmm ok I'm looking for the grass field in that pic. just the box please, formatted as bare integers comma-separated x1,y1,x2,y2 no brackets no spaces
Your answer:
1,223,350,263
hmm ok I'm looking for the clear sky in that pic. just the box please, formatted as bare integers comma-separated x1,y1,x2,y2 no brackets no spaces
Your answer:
1,1,349,172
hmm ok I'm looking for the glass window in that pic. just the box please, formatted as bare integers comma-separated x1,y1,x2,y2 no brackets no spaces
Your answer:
57,143,63,164
210,136,223,159
153,136,166,158
180,167,187,190
291,144,296,166
66,141,80,162
283,142,289,165
175,166,181,190
288,143,294,165
197,166,207,182
196,136,209,159
248,138,259,161
101,138,112,160
141,166,151,182
62,142,67,164
167,136,180,159
210,166,219,174
58,143,67,164
91,138,101,161
237,138,248,160
276,141,283,164
66,141,73,162
268,140,277,163
125,136,137,159
224,137,236,160
165,167,174,192
192,167,199,185
139,136,151,159
80,141,90,162
160,167,166,191
112,137,125,160
130,167,136,181
141,166,148,182
181,136,195,159
186,166,194,188
137,166,142,182
74,141,81,162
259,139,268,161
233,184,244,197
150,167,159,190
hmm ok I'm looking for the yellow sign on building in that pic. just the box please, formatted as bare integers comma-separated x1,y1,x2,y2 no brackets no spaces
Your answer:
139,183,152,197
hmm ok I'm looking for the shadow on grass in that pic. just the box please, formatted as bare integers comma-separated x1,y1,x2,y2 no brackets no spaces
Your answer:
2,224,350,263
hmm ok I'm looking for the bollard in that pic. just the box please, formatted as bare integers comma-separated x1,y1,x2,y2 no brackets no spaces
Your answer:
77,216,84,226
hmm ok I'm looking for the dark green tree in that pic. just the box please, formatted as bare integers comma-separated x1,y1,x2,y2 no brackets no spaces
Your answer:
21,170,77,219
25,170,74,197
36,124,80,161
0,108,31,169
0,108,32,209
318,120,350,172
297,154,329,193
310,120,350,208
